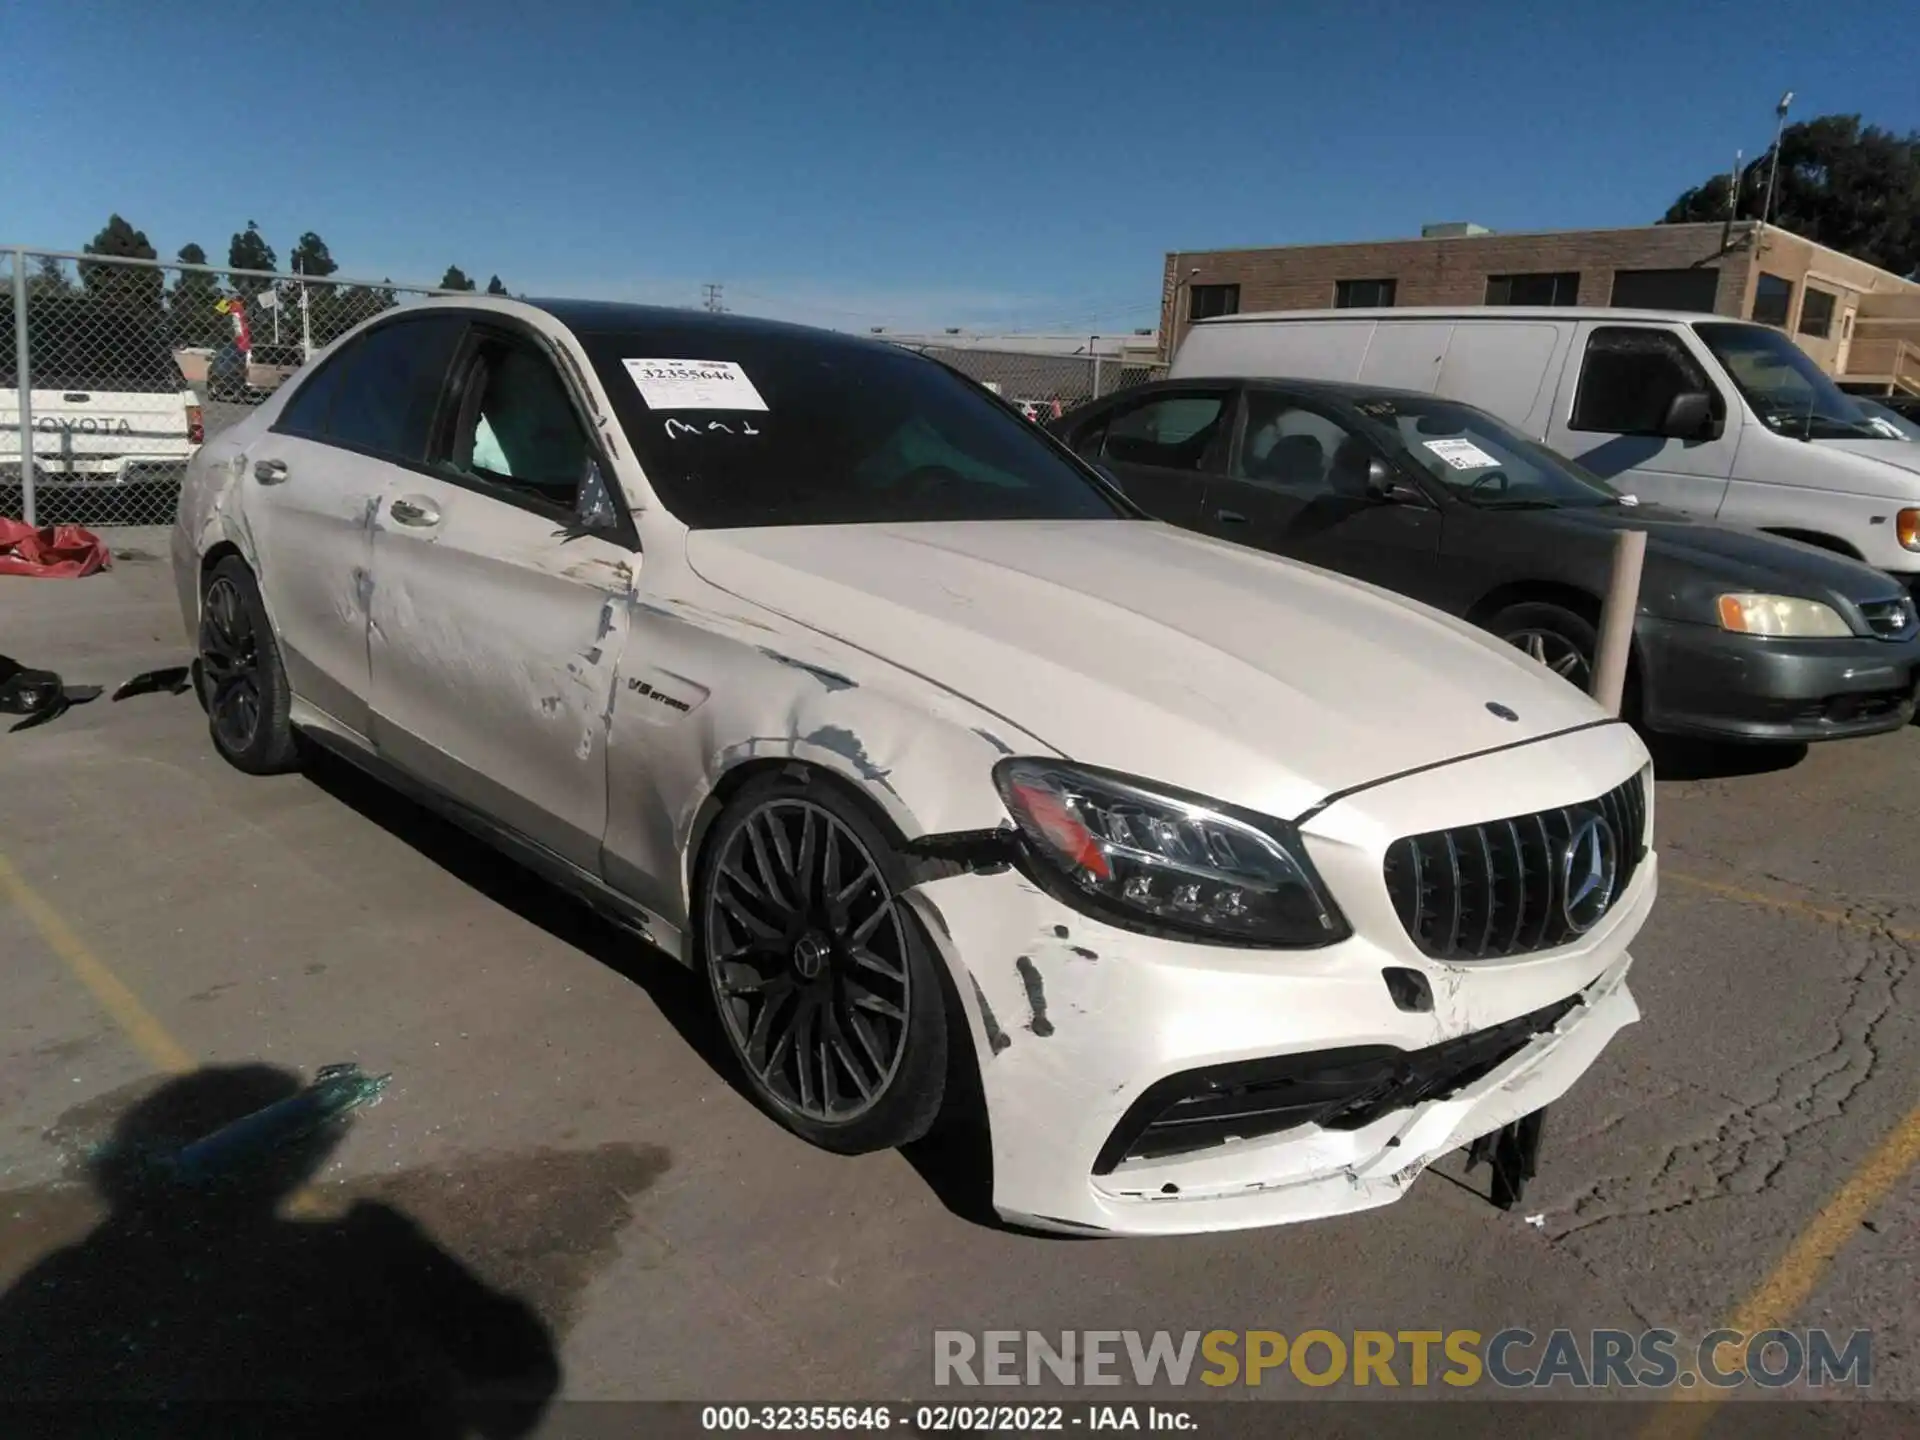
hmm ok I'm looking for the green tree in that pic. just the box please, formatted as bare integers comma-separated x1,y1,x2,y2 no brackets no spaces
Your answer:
290,231,338,296
486,274,509,296
1660,115,1920,277
168,242,229,349
80,213,163,312
439,265,476,292
27,253,74,297
314,281,397,347
228,221,278,302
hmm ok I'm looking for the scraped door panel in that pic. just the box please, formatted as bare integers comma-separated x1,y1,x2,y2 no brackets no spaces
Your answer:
366,481,634,872
240,432,394,736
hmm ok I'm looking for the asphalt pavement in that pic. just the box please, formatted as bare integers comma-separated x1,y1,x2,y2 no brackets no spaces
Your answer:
1,535,1914,1433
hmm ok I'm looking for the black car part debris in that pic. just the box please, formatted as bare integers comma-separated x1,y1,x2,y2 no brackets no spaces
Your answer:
167,1063,393,1189
112,664,194,701
0,655,102,733
1466,1106,1549,1211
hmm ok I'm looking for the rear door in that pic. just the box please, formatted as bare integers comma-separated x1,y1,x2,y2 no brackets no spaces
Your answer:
241,314,468,736
1546,322,1739,516
1082,385,1234,525
366,319,639,873
1200,387,1444,596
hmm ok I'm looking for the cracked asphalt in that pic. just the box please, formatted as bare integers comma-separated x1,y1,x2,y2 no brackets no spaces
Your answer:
1,535,1915,1425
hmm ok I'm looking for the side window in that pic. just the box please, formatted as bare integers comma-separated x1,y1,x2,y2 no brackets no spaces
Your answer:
441,334,609,526
1101,391,1229,471
284,317,465,459
275,345,352,438
1571,327,1716,436
1235,394,1377,497
1066,415,1108,461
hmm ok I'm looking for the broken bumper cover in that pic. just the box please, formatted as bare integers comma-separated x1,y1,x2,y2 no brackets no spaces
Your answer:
903,721,1652,1236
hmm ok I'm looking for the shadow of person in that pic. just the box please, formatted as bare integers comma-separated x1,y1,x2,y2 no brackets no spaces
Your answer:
0,1065,560,1438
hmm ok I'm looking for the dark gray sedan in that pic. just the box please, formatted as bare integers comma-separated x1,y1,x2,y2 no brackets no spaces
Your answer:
1051,379,1920,743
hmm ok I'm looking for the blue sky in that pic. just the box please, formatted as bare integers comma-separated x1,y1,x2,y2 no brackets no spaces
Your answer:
3,0,1914,334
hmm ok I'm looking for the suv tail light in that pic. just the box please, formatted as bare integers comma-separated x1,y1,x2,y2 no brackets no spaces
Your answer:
187,404,204,446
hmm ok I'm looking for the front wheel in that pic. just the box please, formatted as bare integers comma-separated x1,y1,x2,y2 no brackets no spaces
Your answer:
197,555,300,774
695,772,948,1154
1491,601,1597,694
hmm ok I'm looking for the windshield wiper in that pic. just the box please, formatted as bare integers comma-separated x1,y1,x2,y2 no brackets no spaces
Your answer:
1472,498,1560,511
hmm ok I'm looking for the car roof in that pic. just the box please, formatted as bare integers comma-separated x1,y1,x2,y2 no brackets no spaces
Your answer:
1192,305,1746,327
514,296,902,356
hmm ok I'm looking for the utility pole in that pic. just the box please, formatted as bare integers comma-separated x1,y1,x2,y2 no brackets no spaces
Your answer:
702,283,726,314
1760,91,1793,234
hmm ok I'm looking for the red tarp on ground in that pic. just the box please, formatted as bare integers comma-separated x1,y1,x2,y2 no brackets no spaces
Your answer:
0,520,114,578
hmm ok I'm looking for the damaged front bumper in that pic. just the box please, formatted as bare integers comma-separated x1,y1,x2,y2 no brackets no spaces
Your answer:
902,720,1653,1236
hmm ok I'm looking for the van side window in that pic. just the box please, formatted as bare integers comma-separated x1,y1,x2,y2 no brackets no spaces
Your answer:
1571,328,1717,436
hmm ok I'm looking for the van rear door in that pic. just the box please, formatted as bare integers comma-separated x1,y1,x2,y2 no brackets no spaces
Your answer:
1544,321,1739,516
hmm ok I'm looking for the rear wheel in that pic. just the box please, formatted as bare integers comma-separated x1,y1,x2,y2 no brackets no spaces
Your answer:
695,772,947,1154
197,555,299,774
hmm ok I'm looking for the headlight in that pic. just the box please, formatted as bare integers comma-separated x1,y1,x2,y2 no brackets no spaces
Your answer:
1715,593,1852,638
993,759,1349,947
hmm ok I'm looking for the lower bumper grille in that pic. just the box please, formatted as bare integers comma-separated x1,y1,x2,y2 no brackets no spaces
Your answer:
1383,771,1649,961
1093,992,1582,1174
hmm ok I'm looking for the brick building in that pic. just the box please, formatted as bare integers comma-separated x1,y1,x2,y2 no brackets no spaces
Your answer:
1160,221,1920,394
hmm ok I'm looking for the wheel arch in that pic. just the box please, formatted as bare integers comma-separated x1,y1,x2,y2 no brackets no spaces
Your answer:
1758,527,1865,561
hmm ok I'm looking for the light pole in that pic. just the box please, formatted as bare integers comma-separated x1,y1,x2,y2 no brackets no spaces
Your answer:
1760,90,1793,232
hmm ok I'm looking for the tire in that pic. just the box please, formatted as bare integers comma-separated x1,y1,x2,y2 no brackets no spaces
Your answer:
197,555,300,774
694,770,948,1154
1490,601,1599,696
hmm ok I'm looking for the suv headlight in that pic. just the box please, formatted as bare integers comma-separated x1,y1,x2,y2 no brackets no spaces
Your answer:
993,759,1349,947
1716,593,1852,638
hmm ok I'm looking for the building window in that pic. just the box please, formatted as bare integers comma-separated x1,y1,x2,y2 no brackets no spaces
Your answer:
1798,286,1836,339
1188,284,1240,321
1609,268,1720,313
1751,272,1794,328
1334,278,1397,309
1484,272,1580,306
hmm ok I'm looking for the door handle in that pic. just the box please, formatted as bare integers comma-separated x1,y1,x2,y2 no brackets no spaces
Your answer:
390,496,442,528
253,458,289,484
1214,508,1248,524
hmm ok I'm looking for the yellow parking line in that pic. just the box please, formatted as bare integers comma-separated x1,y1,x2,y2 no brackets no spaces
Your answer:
0,848,329,1217
0,850,194,1074
1665,870,1920,945
1639,1099,1920,1439
1641,869,1920,1438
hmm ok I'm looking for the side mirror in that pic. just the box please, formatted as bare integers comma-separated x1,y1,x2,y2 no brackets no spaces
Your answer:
1660,390,1715,440
1365,457,1426,505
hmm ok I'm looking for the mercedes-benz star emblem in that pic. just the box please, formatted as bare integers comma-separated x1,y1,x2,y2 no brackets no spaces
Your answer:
1486,701,1520,722
1559,813,1619,934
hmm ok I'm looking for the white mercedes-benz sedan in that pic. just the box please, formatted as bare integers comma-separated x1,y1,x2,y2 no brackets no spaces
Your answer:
172,298,1656,1235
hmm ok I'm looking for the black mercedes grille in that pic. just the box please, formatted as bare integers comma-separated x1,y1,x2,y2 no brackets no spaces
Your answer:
1860,597,1918,641
1383,772,1648,961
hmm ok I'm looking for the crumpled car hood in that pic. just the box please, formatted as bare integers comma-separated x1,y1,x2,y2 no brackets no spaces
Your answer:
685,519,1610,819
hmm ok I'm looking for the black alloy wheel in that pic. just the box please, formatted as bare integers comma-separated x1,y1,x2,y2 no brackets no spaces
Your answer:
197,556,299,774
698,776,946,1153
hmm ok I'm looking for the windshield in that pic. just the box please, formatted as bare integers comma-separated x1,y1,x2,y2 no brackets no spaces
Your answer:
1855,398,1920,442
578,326,1128,528
1344,392,1620,509
1694,322,1878,440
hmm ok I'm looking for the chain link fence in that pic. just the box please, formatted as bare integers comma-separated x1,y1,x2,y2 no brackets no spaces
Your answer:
890,343,1164,423
4,248,449,528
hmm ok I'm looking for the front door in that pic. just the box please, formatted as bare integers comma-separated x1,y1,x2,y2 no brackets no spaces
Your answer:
367,323,639,873
1198,388,1444,598
1546,323,1739,517
1085,386,1234,526
239,314,467,736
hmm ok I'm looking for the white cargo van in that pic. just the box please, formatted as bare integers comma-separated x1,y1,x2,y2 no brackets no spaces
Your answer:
1170,307,1920,594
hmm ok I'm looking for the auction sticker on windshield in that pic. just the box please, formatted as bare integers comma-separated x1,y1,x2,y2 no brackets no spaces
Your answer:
1423,437,1500,471
623,358,769,411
